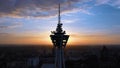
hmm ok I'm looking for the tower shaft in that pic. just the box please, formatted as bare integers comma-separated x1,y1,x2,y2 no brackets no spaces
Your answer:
55,45,65,68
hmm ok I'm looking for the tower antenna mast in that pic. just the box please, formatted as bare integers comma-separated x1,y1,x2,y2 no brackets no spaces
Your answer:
58,3,61,24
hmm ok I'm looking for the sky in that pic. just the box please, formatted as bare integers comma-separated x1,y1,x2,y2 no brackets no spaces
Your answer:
0,0,120,45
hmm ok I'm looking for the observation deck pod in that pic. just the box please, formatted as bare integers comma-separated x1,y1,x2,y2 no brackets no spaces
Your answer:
50,23,69,47
50,34,69,47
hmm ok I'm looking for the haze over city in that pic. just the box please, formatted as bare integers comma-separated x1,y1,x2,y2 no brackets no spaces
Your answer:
0,0,120,45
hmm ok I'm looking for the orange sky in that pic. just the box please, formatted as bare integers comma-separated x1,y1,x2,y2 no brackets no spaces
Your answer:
0,32,120,45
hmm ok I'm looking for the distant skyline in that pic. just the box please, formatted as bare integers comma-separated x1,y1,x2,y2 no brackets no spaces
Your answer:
0,0,120,45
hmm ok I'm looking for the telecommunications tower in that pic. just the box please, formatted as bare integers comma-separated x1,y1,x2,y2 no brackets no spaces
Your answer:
50,3,69,68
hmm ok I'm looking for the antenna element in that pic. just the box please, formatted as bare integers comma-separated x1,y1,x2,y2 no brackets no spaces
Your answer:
58,3,61,24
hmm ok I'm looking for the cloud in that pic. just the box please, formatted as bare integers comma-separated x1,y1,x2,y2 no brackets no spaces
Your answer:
49,19,78,24
0,33,13,37
71,33,105,38
0,0,93,18
95,0,120,8
0,32,49,45
112,0,120,7
62,19,77,23
0,22,22,29
0,0,120,18
95,0,110,5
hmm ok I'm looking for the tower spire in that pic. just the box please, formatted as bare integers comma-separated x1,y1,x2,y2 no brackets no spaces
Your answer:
56,3,64,34
58,3,61,24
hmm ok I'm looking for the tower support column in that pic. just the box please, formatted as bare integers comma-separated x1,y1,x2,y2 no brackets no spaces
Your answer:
55,46,65,68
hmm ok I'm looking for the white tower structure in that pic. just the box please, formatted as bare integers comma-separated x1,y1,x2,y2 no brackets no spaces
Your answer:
50,4,69,68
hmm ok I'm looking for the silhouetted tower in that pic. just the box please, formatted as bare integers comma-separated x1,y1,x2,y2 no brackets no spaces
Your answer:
50,4,69,68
